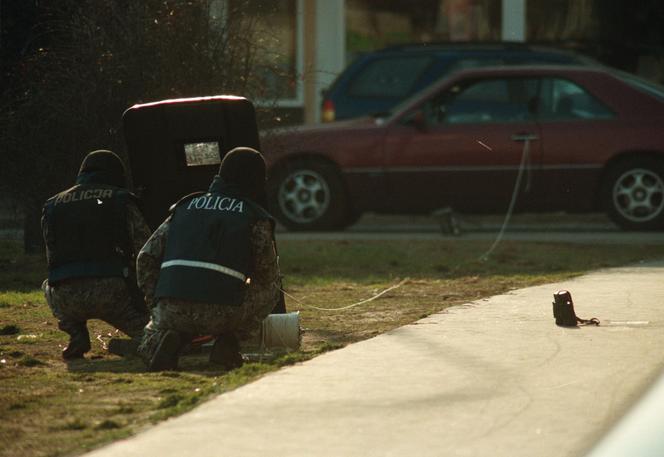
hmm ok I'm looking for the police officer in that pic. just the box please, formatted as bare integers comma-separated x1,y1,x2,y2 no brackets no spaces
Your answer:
41,150,151,360
136,147,281,371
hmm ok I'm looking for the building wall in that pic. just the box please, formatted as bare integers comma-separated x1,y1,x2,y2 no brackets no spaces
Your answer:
301,0,519,124
215,0,664,126
344,0,504,63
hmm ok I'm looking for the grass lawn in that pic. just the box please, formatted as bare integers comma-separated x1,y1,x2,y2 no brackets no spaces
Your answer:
1,237,664,457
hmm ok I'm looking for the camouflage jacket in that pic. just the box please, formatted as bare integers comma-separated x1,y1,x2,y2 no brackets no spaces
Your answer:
137,217,280,309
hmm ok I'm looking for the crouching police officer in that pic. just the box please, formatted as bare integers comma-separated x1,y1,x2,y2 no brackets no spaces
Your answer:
136,147,281,371
41,150,151,360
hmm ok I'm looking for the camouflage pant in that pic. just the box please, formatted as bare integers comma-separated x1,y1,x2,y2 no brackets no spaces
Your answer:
43,277,148,339
138,281,279,364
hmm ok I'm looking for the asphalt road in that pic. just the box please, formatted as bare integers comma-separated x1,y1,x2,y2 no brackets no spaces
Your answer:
3,213,663,245
276,212,664,244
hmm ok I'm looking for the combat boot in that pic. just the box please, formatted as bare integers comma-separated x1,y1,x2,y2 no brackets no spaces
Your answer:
209,333,243,370
62,325,91,360
147,330,181,372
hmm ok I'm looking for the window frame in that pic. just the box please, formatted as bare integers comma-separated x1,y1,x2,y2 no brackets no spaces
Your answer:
535,76,616,122
218,0,305,108
423,76,541,126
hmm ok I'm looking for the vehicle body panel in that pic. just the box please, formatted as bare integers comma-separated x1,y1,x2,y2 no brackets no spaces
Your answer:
263,65,664,225
381,120,542,213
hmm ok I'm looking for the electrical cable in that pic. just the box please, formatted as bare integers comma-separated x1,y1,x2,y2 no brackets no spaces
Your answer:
479,138,532,262
280,277,409,312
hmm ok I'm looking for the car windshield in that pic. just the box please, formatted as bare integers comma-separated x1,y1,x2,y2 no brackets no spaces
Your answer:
612,69,664,101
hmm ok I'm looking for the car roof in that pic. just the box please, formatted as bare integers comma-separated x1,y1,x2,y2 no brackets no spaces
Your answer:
358,41,595,63
384,64,617,122
333,45,598,100
366,42,583,56
446,63,603,76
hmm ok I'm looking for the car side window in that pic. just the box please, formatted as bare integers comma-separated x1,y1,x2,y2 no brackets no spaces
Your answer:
537,78,614,120
348,56,433,98
424,77,539,125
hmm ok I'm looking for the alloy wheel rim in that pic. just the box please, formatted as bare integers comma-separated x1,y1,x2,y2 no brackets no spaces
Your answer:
613,168,664,223
278,169,330,224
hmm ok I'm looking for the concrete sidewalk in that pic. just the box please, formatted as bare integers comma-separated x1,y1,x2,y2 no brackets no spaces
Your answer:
87,262,664,457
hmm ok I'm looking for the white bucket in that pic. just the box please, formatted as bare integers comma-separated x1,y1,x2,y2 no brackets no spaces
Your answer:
260,312,301,350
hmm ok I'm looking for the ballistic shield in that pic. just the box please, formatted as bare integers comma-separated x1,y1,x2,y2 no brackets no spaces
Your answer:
123,96,260,229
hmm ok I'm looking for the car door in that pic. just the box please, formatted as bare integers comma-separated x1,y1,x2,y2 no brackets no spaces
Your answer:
383,76,543,213
533,77,618,211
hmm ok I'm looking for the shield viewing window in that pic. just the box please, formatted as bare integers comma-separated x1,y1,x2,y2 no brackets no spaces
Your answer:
184,142,222,166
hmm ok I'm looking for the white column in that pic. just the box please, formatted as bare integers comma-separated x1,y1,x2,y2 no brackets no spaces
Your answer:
502,0,526,42
313,0,345,123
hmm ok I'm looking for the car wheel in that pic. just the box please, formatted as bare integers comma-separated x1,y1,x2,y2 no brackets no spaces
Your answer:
267,159,350,231
602,158,664,230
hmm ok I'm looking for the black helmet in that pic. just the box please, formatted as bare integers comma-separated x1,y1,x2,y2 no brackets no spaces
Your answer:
77,150,127,188
218,147,266,200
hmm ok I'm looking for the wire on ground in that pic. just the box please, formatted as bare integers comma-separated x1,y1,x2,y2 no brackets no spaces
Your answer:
280,277,409,312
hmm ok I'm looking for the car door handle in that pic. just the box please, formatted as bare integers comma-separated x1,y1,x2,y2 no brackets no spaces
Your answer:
511,133,539,142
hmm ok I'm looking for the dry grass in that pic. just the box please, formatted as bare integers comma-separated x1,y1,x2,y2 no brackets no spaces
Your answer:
1,238,664,456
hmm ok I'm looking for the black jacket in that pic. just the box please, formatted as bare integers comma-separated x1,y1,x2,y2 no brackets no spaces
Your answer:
42,172,137,283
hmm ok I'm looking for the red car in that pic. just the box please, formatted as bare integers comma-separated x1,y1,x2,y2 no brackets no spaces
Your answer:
263,66,664,231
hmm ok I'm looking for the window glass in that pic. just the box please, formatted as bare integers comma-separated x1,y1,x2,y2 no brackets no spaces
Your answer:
424,77,539,125
538,78,614,120
227,0,298,101
527,0,597,42
346,0,501,61
184,142,221,167
348,56,433,97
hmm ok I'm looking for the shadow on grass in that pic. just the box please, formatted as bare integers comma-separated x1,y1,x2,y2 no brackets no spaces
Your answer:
305,328,357,346
65,353,268,377
66,357,146,374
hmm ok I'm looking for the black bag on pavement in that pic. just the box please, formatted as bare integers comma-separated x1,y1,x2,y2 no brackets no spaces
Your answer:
552,290,600,327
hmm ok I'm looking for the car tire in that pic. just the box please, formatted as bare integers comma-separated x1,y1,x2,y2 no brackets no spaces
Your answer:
267,159,350,231
602,157,664,230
